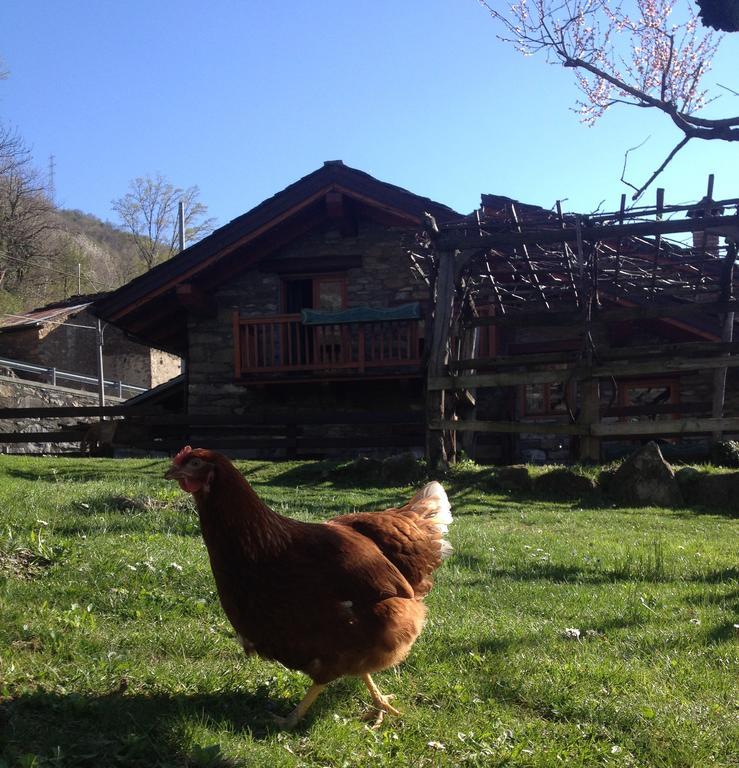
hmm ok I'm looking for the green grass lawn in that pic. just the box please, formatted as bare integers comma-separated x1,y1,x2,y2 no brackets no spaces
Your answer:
0,455,737,768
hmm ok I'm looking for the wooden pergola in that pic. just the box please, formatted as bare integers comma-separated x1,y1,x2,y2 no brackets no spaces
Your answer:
416,177,739,468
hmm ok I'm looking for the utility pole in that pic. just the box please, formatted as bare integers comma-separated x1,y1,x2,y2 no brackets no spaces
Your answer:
48,154,56,202
96,318,106,411
178,200,186,252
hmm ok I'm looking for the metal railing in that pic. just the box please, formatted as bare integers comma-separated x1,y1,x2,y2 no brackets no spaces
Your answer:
0,356,147,398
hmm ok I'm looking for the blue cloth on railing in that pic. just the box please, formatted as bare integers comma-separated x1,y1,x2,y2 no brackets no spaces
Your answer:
300,303,421,326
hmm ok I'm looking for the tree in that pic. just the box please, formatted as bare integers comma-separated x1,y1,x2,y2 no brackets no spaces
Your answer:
479,0,738,197
0,122,58,299
696,0,739,32
111,174,215,270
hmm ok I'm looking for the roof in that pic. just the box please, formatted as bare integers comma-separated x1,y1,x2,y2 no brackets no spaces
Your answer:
0,293,109,332
480,194,552,222
92,161,462,355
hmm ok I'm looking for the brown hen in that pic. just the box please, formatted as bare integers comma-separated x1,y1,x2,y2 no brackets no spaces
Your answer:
164,446,452,728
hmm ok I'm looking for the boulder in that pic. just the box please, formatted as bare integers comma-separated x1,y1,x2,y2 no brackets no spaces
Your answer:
609,441,683,507
379,452,425,485
534,468,596,500
597,468,618,496
333,456,383,482
494,465,532,492
692,472,739,513
675,466,701,500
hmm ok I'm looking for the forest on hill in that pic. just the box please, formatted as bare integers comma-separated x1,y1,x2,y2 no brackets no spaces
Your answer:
0,123,145,316
0,124,214,318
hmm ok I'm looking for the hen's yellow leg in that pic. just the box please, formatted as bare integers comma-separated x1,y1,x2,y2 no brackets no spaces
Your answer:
272,683,326,730
362,673,402,728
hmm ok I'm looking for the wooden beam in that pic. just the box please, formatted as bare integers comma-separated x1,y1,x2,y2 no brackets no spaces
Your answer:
430,353,739,391
452,341,739,371
465,299,739,329
578,379,601,461
603,401,710,418
591,417,739,437
431,415,739,438
430,419,585,435
436,212,739,251
426,242,457,470
711,240,736,442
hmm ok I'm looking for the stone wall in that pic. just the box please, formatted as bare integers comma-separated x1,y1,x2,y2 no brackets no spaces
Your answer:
0,309,181,392
0,374,116,454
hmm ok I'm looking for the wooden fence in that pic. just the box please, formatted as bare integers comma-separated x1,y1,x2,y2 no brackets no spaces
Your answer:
0,406,425,455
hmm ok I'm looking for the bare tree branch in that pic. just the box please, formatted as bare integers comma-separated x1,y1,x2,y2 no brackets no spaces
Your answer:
479,0,737,196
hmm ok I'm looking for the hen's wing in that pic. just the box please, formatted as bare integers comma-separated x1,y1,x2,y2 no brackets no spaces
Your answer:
308,522,415,602
329,481,452,597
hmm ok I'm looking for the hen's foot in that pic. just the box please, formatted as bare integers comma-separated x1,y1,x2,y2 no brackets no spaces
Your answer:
271,682,326,730
271,712,300,730
361,674,402,728
362,694,402,729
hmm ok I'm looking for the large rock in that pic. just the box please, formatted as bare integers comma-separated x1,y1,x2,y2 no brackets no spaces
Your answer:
379,452,425,485
494,465,532,492
677,468,739,513
534,468,596,500
610,442,684,507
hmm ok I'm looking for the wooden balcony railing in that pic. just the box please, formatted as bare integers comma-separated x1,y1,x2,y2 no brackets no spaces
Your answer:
233,312,423,378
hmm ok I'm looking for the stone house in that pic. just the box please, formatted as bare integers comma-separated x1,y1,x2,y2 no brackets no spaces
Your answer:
91,162,735,461
0,295,181,395
93,161,460,452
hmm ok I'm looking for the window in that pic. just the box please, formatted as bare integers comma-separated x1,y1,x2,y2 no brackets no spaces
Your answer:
314,277,345,311
282,275,347,313
523,381,571,416
618,379,679,421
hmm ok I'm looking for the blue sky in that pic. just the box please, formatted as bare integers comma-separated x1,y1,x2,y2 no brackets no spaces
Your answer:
1,0,737,230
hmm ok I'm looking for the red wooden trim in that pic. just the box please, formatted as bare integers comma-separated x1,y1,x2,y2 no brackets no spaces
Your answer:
521,378,575,417
616,376,681,421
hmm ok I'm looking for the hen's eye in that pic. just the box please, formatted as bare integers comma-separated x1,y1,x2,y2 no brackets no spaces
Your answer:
189,458,203,468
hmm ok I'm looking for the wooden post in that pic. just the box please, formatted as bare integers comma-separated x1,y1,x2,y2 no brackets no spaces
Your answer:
96,318,106,415
426,242,457,471
712,240,736,443
576,216,600,462
577,378,600,462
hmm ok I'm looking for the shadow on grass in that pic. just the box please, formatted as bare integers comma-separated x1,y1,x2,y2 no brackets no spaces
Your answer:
45,495,200,538
4,459,169,484
451,554,739,586
0,685,321,767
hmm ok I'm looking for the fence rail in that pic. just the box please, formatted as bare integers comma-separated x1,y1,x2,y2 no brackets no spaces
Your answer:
0,356,147,398
0,406,426,454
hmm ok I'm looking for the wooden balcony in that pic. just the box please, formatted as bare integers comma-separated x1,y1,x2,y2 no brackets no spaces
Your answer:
233,312,423,380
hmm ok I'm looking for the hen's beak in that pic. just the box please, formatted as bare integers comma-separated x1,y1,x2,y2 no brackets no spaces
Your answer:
164,464,183,481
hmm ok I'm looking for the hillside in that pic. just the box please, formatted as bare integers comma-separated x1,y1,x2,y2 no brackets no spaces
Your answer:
56,209,144,295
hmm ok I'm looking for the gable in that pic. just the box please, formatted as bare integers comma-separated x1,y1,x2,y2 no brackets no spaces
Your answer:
92,162,461,355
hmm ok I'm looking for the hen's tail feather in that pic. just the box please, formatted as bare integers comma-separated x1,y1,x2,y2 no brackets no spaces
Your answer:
404,481,453,560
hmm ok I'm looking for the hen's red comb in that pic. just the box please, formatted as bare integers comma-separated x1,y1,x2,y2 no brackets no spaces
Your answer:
173,445,193,465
